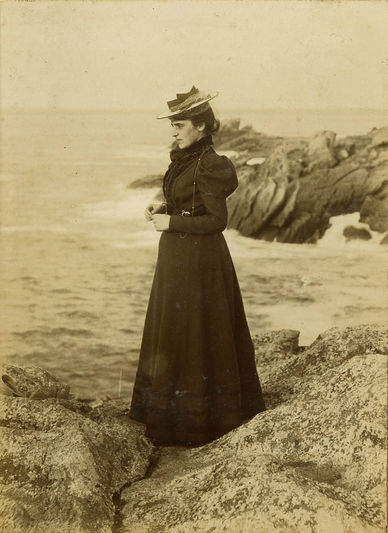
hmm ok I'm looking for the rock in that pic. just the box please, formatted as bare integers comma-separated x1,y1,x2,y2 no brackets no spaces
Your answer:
128,174,163,189
0,381,154,533
1,364,70,399
307,130,337,168
336,147,349,161
252,329,301,405
274,152,385,243
261,179,300,239
360,177,388,232
224,126,387,242
343,225,372,241
227,145,302,237
2,327,386,533
119,325,386,533
225,125,387,243
369,148,378,160
246,157,266,166
371,126,388,147
217,150,239,159
380,233,388,245
216,125,286,157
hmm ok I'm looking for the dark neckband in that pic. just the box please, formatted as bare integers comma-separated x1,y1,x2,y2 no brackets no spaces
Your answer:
183,134,213,154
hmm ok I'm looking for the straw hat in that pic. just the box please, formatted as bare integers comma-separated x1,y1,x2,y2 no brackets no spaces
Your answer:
157,86,218,119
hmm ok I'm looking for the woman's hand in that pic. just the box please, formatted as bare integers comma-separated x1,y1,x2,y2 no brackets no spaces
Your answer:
144,203,165,221
150,214,171,232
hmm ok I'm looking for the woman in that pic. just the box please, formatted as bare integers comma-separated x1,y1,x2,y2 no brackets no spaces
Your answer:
129,86,266,447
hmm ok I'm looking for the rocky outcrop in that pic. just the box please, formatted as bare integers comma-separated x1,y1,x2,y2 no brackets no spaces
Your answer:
118,324,386,532
0,385,154,533
2,325,385,533
225,123,388,243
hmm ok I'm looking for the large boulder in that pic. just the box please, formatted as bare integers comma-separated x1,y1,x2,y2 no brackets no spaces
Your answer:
1,364,70,399
343,225,372,241
119,325,387,533
0,388,154,533
307,130,337,169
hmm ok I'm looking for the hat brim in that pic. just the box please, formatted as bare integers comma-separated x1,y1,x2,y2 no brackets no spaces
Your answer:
156,92,218,120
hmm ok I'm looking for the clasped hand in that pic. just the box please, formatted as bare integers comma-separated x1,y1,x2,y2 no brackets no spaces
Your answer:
144,203,171,232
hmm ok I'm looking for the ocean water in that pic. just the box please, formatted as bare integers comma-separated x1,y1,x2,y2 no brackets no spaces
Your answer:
0,109,386,399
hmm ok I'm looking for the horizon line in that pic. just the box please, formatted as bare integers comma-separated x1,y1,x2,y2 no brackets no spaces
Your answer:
1,105,387,113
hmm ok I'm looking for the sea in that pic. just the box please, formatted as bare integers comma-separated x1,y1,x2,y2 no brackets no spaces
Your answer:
1,108,386,399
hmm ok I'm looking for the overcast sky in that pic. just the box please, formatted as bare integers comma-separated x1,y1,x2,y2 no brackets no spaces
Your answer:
1,1,388,110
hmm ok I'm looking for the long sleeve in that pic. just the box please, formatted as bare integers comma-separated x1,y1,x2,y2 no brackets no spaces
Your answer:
168,154,238,234
151,188,167,214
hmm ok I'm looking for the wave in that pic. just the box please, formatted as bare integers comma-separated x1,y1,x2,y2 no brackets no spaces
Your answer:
14,327,94,340
83,188,159,221
317,213,386,250
82,185,386,253
0,225,72,233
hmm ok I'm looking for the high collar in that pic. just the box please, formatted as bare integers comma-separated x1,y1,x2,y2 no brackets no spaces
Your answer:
182,134,213,154
170,134,213,161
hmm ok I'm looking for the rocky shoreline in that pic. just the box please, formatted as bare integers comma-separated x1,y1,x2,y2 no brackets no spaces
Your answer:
1,324,386,533
129,122,388,244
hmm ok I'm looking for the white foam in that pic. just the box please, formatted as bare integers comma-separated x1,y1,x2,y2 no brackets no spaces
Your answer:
83,188,161,221
318,213,386,250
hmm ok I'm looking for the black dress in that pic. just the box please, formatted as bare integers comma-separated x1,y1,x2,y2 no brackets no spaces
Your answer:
129,135,266,446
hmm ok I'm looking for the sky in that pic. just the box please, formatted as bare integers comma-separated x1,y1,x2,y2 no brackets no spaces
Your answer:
1,1,388,110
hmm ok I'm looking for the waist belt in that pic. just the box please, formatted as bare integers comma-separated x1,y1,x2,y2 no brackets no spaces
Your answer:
168,208,204,217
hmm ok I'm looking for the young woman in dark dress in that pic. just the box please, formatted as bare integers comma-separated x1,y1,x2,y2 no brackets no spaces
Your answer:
129,86,266,447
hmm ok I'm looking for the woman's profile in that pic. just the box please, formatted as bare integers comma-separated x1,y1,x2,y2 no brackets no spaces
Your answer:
129,86,266,447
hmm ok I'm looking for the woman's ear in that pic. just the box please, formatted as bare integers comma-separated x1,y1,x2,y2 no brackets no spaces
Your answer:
197,122,206,133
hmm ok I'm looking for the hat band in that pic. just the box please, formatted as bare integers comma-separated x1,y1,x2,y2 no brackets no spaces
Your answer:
171,102,211,119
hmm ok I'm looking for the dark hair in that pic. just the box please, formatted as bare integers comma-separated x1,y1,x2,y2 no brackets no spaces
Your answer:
173,104,220,136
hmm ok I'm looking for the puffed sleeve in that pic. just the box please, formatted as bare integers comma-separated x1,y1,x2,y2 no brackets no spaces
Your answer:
168,154,238,234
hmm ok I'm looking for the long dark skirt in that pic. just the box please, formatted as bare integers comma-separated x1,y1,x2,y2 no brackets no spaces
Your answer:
129,230,266,446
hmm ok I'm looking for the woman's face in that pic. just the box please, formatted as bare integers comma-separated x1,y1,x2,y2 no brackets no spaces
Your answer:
170,119,205,149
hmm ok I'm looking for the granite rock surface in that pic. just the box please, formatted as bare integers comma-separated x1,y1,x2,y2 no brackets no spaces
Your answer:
118,325,386,533
1,325,386,533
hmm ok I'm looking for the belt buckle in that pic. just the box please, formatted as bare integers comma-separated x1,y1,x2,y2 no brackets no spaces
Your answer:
181,210,191,217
